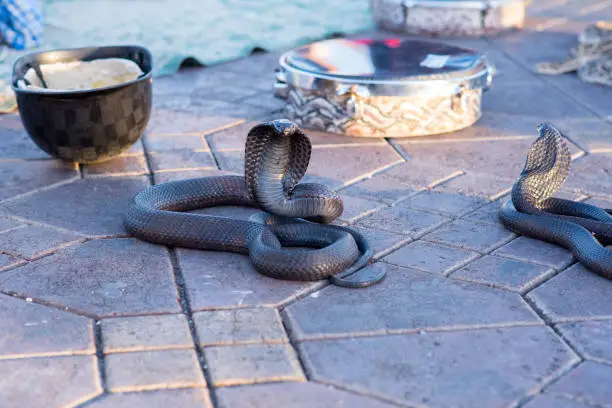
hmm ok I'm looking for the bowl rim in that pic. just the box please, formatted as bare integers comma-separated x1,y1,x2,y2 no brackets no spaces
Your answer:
11,44,153,97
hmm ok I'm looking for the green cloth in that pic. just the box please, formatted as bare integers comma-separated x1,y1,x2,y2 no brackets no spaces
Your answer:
0,0,374,112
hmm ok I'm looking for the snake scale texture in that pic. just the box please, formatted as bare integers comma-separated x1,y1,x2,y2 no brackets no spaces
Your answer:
499,123,612,279
124,119,385,288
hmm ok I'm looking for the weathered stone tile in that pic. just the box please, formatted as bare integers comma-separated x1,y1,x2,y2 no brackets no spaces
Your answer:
0,160,78,202
583,196,612,209
564,153,612,197
84,155,148,177
284,263,539,339
527,263,612,321
383,241,478,275
153,169,239,184
193,308,287,346
302,145,403,190
146,108,244,136
241,91,285,112
0,224,83,260
338,195,384,224
436,172,514,199
522,394,590,408
216,382,396,408
345,224,411,260
177,249,317,310
482,82,593,121
482,48,543,85
0,294,93,358
105,349,204,392
540,73,612,119
379,159,460,189
553,117,612,153
356,206,450,237
0,239,179,318
0,114,50,159
87,389,212,408
204,344,304,386
145,134,208,151
493,236,574,269
395,138,543,180
557,320,612,363
547,362,612,407
0,356,101,407
0,177,149,236
0,216,21,233
452,255,554,292
340,174,418,204
464,199,505,225
424,219,515,253
155,97,272,122
214,150,246,174
0,253,22,271
102,314,192,353
400,190,487,216
149,150,216,172
300,326,577,408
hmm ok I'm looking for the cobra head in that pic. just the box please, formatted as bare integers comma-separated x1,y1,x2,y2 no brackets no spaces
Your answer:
513,123,572,209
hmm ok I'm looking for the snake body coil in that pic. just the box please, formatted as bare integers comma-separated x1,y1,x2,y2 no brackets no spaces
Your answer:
124,119,384,288
499,123,612,279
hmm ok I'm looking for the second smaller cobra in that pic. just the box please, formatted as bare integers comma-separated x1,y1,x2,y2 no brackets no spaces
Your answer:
499,123,612,279
124,119,385,288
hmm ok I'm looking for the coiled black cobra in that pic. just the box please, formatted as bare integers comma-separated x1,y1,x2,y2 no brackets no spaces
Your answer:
124,119,385,288
499,122,612,279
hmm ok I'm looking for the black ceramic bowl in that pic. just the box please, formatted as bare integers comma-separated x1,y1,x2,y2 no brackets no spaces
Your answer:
12,45,153,163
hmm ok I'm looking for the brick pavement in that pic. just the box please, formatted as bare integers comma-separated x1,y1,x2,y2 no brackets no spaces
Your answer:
0,1,612,407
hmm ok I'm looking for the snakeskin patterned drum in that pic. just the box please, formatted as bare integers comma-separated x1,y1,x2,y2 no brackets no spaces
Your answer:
274,38,493,138
372,0,526,36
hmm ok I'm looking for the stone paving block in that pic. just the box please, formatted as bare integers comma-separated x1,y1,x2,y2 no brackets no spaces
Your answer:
522,394,591,408
493,236,574,270
0,224,83,260
147,107,244,136
378,159,461,189
526,263,612,321
0,355,101,408
0,253,21,271
0,160,78,202
87,389,212,408
383,241,478,275
193,308,287,346
564,153,612,197
0,294,93,358
344,224,411,260
451,255,554,292
436,171,514,199
148,150,216,172
155,96,274,122
216,382,397,408
482,82,594,121
337,195,384,224
339,173,419,204
145,133,209,151
177,249,317,310
0,114,50,159
557,320,612,364
214,150,246,174
546,362,612,407
153,168,239,184
400,190,487,216
300,326,578,408
284,263,539,339
0,216,21,233
356,206,450,238
0,239,179,318
204,344,304,386
0,177,150,236
105,349,204,392
84,155,148,177
424,219,515,253
240,91,285,111
102,314,192,353
303,145,403,190
553,117,612,153
464,200,505,225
